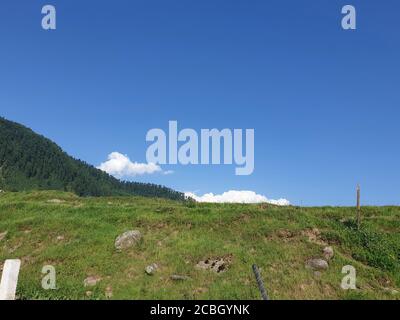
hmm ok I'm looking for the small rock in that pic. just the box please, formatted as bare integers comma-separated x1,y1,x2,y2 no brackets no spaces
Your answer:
170,275,190,281
85,291,93,297
323,247,334,260
115,230,142,250
56,235,65,241
306,258,329,271
145,263,159,275
83,276,102,287
0,231,8,242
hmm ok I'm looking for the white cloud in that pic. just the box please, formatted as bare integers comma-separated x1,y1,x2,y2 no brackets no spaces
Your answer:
97,152,162,178
185,190,290,206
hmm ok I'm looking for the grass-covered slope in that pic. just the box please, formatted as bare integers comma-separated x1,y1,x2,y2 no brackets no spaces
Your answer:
0,191,399,300
0,117,184,200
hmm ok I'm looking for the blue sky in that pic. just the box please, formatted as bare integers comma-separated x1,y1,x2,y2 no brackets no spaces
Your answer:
0,0,399,206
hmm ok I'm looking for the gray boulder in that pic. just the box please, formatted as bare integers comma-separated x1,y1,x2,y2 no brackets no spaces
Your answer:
115,230,142,250
306,258,329,271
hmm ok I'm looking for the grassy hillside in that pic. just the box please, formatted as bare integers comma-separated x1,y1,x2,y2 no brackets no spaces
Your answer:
0,191,399,300
0,117,184,200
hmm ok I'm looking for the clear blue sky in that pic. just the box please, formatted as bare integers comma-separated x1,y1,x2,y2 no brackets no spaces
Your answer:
1,0,399,206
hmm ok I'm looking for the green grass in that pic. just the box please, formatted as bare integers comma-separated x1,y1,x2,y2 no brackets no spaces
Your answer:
0,191,399,300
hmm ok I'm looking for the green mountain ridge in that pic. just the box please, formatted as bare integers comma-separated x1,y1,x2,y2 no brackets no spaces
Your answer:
0,116,185,200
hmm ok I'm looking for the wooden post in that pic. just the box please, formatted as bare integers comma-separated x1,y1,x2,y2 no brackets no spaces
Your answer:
356,185,361,230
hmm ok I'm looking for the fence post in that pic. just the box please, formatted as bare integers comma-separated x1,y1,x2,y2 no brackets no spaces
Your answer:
356,185,361,230
0,259,21,300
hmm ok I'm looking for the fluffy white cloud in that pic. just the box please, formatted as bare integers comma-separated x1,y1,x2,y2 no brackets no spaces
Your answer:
185,190,290,206
97,152,162,178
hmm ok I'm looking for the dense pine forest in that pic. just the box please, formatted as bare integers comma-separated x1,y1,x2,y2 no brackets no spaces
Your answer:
0,117,185,200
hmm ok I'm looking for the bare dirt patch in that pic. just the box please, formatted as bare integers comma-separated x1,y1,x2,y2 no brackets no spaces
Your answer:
266,229,299,243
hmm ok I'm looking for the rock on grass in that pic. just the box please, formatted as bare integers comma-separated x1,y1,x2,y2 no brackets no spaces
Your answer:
83,276,102,287
145,263,159,275
323,246,334,260
115,230,142,250
306,259,329,271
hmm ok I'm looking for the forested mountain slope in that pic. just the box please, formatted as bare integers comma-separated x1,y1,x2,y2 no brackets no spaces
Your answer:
0,117,184,200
